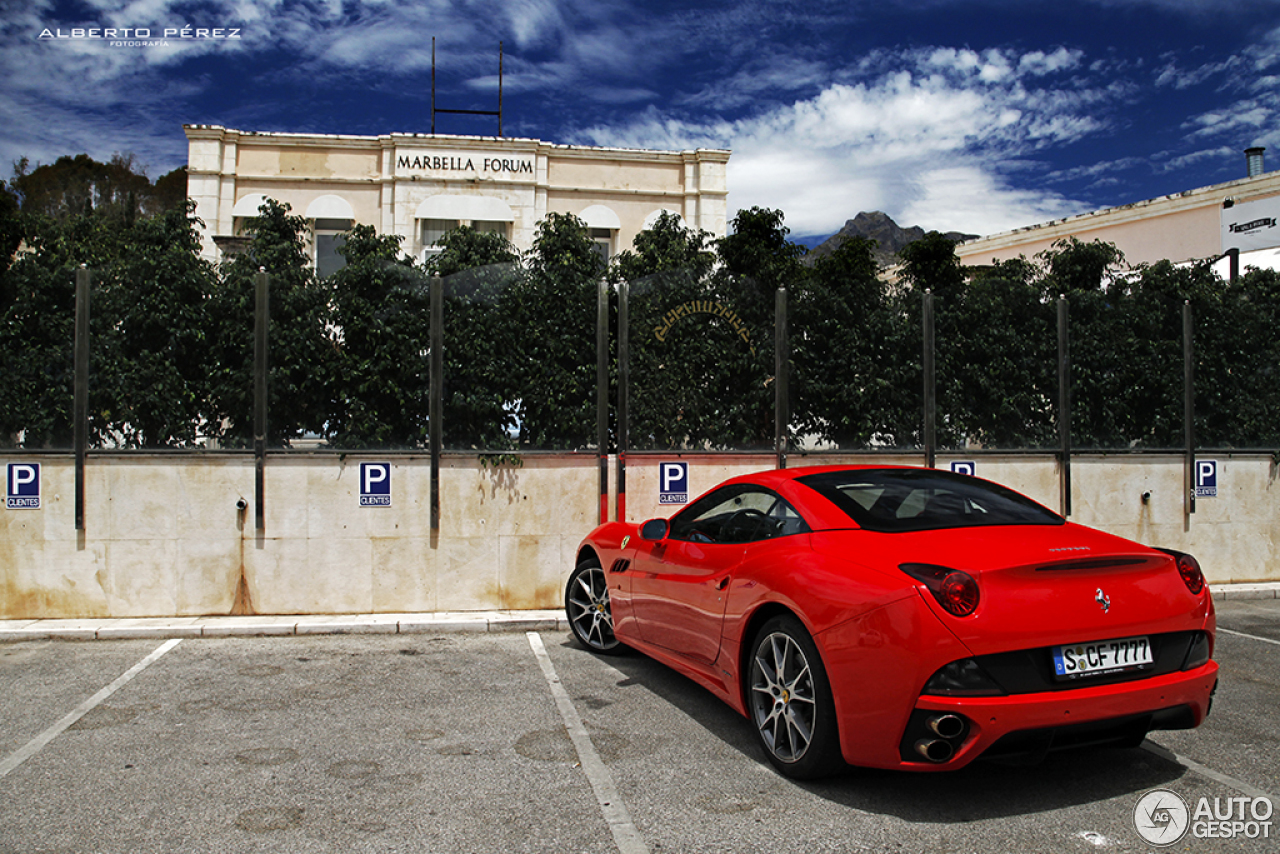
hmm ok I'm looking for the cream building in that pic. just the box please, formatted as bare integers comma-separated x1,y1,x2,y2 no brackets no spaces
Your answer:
184,125,731,271
956,149,1280,272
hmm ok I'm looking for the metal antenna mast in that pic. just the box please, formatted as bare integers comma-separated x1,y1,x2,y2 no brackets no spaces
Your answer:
432,38,504,136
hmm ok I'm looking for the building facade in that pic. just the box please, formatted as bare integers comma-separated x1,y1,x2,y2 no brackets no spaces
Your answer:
956,149,1280,272
184,125,731,269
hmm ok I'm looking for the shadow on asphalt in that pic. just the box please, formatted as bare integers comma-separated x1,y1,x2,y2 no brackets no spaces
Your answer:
557,635,1188,824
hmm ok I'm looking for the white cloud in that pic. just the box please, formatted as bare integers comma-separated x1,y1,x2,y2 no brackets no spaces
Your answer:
577,46,1105,237
898,166,1082,236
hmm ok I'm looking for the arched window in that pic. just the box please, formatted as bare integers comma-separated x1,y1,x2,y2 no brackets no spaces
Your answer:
580,205,621,263
306,196,355,278
415,195,516,259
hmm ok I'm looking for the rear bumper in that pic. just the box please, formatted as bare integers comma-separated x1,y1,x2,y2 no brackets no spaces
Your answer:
894,661,1219,771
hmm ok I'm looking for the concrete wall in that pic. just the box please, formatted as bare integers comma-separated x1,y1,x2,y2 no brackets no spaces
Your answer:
2,453,1275,619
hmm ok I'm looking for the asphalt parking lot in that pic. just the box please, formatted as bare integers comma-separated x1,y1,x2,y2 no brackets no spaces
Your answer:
1,599,1277,854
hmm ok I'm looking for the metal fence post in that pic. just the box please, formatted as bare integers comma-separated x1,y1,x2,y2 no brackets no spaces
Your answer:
616,281,629,522
253,269,269,532
74,266,90,531
1184,301,1196,521
430,275,443,531
922,290,936,469
775,287,789,470
1058,295,1072,518
597,278,610,523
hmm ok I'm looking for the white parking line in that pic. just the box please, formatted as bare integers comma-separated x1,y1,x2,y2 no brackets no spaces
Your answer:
1142,741,1279,803
1218,627,1280,647
0,638,182,780
527,632,649,854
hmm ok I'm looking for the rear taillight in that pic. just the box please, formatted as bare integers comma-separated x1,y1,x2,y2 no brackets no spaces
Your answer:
900,563,980,617
1158,549,1206,595
1177,554,1206,594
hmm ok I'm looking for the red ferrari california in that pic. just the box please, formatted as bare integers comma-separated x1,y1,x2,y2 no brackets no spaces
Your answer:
565,465,1217,779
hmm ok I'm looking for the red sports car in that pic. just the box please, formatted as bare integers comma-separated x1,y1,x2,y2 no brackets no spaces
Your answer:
565,465,1218,779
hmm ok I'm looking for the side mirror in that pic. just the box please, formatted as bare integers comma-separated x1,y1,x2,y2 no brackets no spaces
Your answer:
640,518,669,541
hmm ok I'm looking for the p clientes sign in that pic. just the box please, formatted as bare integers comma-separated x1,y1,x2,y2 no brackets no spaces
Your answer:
7,463,40,509
659,462,689,505
360,462,391,507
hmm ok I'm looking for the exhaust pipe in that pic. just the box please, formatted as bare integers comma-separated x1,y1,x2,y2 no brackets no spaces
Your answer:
927,714,965,739
914,738,955,763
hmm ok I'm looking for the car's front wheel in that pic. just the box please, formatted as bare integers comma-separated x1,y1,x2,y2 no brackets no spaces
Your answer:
747,615,843,779
565,559,623,654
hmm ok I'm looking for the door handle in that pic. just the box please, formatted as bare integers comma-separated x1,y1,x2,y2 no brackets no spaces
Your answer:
715,576,730,591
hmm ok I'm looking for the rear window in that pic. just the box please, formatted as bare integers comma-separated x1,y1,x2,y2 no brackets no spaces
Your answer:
796,468,1064,533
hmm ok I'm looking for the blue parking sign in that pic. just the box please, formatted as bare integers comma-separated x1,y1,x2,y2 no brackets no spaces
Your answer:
7,463,40,509
1195,460,1217,498
659,461,689,505
360,462,392,506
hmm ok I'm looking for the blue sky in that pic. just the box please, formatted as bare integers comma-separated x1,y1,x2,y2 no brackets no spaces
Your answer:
4,0,1279,246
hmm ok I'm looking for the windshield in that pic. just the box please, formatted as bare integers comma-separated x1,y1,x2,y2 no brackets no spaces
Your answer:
796,468,1064,533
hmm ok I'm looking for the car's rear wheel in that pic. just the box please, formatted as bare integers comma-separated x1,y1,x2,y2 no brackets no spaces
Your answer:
565,559,623,654
748,615,843,778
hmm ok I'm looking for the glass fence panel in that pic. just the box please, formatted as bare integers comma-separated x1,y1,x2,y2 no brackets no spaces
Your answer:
624,271,775,452
442,263,598,452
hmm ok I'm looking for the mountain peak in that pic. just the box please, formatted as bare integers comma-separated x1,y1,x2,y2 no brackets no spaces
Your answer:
804,212,977,267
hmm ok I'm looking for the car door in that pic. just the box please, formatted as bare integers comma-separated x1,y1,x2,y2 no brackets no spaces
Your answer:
629,485,804,664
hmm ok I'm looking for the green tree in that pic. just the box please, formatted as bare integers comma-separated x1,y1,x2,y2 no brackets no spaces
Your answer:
0,223,81,447
791,235,918,447
504,212,604,449
694,207,801,448
205,199,334,447
0,202,149,447
613,213,729,449
1201,266,1280,446
895,232,970,447
91,202,217,447
431,226,523,449
1039,239,1134,447
0,203,215,448
0,179,20,285
425,224,518,277
12,153,172,224
958,258,1057,447
324,225,430,448
611,211,717,283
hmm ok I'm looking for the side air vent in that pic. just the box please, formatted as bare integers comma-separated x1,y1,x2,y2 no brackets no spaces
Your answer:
609,558,631,574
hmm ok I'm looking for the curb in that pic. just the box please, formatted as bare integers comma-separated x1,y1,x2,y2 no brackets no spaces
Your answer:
1212,583,1280,601
2,581,1277,643
0,611,568,642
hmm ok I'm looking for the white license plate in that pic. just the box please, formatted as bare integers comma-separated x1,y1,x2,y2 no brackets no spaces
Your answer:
1052,635,1153,680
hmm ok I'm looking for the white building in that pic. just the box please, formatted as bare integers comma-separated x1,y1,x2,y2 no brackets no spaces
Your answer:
957,148,1280,272
184,125,731,273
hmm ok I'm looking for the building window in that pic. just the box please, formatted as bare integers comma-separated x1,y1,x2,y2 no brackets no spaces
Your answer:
421,219,458,258
420,219,509,259
473,220,509,238
590,228,614,265
314,218,353,279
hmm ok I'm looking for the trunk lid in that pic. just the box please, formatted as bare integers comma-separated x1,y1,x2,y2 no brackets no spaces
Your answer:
886,522,1206,655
